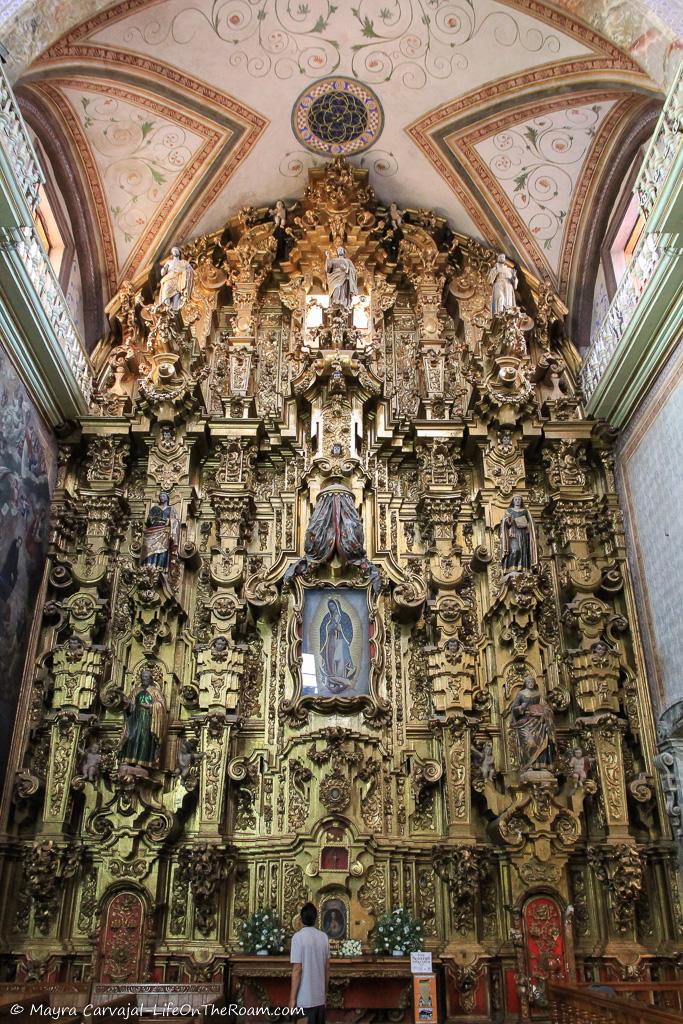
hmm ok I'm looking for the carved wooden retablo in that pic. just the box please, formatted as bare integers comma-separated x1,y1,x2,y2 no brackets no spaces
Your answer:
2,158,680,1020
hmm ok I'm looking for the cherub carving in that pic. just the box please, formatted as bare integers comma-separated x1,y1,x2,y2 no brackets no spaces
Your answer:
472,740,496,784
567,746,592,792
175,737,204,785
79,738,102,784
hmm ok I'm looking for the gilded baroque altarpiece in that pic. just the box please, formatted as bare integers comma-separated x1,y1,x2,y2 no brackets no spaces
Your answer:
0,159,679,1019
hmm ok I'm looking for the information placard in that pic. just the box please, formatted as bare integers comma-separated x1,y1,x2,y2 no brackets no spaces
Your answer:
410,951,433,974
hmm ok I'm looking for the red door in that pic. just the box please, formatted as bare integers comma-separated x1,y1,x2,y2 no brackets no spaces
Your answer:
98,890,146,983
523,895,567,1016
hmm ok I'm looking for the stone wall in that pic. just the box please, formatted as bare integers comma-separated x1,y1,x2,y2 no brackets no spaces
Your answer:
618,338,683,717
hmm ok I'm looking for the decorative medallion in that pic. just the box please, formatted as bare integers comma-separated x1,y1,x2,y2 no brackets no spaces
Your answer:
292,77,383,156
319,774,351,813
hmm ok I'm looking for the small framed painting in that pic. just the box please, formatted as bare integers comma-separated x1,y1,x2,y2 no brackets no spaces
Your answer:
320,898,347,941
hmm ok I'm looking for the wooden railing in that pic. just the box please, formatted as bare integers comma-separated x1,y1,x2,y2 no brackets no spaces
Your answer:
549,982,683,1023
609,983,683,1013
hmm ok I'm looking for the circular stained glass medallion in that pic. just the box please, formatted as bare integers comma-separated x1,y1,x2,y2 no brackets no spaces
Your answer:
292,77,383,157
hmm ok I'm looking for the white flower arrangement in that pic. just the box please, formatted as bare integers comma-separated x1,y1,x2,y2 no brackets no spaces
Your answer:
372,907,423,955
335,939,363,957
239,907,286,954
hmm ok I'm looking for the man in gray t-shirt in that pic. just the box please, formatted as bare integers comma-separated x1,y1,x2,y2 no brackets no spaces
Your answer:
289,902,330,1024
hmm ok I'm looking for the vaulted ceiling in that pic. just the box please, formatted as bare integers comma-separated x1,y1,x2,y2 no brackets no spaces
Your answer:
4,0,680,332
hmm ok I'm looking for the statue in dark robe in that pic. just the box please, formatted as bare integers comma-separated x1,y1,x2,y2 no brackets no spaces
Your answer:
510,676,556,771
119,667,167,770
141,491,180,571
500,495,537,573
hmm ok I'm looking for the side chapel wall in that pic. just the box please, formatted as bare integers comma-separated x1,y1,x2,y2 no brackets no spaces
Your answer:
0,339,56,787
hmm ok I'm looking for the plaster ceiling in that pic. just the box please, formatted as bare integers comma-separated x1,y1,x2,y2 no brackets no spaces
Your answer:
8,0,677,301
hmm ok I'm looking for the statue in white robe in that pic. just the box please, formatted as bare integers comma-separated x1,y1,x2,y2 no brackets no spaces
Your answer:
158,247,194,311
488,253,517,315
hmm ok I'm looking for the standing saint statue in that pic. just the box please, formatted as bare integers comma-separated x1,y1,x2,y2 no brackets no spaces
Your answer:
119,667,168,770
269,200,293,262
488,253,518,315
319,597,357,693
141,490,180,572
510,675,556,771
325,246,358,310
500,495,537,573
158,246,194,311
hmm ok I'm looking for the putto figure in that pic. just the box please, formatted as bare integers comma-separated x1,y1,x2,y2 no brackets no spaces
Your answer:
119,667,168,771
500,495,537,573
325,246,358,310
568,747,591,792
270,200,288,231
175,736,203,785
472,740,496,783
79,738,102,784
319,598,356,693
141,490,180,572
488,253,518,315
158,246,194,311
269,200,293,262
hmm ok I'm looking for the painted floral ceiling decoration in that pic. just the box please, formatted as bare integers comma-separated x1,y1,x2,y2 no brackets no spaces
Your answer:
472,101,616,280
60,83,213,275
407,69,654,293
7,0,674,301
113,0,566,89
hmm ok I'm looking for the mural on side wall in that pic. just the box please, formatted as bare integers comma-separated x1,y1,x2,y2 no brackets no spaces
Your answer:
0,346,55,781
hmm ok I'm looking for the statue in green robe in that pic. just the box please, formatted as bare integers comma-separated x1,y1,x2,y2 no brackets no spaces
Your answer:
119,667,167,770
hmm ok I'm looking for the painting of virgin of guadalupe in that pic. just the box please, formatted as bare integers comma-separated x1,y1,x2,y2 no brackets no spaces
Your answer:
301,588,370,698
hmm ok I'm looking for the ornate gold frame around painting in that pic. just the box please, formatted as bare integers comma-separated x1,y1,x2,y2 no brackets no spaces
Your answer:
282,577,388,722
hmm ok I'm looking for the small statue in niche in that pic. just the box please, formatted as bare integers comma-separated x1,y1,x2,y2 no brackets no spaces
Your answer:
158,246,194,311
488,253,518,315
472,740,496,784
567,747,591,792
510,675,556,772
381,202,404,262
119,666,168,772
500,495,537,573
175,736,203,785
269,200,294,262
388,202,404,232
78,737,103,784
140,490,180,572
325,246,358,310
270,200,288,231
